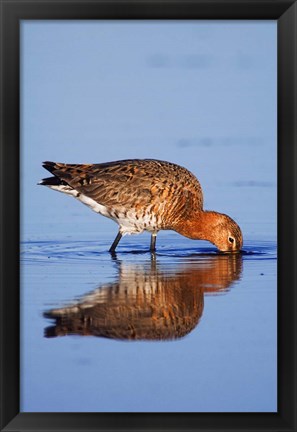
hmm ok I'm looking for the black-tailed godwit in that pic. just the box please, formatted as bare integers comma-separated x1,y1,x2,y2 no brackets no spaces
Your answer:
39,159,243,253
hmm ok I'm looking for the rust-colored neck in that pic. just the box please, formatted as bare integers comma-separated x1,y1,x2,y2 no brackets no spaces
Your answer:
172,211,221,242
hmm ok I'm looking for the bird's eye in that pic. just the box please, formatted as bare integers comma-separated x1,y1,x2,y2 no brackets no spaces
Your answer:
228,237,235,244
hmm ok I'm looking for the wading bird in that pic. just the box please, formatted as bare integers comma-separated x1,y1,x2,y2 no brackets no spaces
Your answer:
39,159,243,253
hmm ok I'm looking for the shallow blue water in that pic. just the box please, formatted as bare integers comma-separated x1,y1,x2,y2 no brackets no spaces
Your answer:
20,235,277,412
21,237,276,263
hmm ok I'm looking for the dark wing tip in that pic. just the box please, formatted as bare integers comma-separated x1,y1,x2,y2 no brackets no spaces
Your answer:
41,161,66,185
42,161,57,173
42,161,56,166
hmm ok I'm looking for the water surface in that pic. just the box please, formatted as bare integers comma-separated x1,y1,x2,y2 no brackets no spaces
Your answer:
21,235,277,412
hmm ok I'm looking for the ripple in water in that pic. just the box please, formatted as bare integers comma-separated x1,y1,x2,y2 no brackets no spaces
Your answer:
21,238,277,263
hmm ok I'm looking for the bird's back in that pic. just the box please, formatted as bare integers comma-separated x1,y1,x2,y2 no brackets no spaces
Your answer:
41,159,203,233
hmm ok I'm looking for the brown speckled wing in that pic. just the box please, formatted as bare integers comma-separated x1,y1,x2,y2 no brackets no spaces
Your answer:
43,159,203,223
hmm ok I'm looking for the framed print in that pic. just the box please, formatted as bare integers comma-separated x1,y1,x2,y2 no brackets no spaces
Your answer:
0,0,296,431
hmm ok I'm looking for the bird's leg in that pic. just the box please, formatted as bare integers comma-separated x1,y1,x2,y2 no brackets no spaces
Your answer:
109,231,122,253
150,233,157,252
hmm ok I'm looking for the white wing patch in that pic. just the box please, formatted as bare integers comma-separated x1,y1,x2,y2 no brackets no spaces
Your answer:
46,184,158,235
46,185,111,217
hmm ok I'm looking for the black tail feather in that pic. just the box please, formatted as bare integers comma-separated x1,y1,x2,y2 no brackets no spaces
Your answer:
38,176,66,186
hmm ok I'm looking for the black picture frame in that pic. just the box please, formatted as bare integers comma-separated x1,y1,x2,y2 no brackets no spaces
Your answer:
0,0,296,431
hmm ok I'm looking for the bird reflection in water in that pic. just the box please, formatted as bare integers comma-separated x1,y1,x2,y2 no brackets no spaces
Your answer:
44,253,242,341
